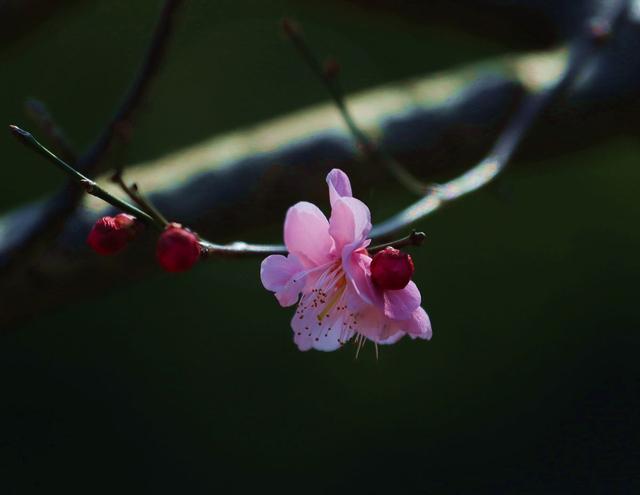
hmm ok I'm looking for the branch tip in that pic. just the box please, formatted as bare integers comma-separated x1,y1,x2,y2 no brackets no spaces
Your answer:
9,124,29,138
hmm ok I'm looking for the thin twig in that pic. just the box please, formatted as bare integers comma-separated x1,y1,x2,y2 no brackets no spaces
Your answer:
202,0,628,255
282,18,429,195
369,231,426,253
370,0,630,240
200,241,288,257
0,0,185,274
10,125,286,255
6,1,628,262
10,126,159,228
10,125,428,259
201,231,426,258
111,174,170,227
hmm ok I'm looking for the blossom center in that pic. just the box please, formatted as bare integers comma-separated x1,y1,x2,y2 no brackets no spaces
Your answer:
317,278,346,322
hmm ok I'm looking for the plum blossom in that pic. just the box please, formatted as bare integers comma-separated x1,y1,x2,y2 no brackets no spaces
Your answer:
260,169,432,351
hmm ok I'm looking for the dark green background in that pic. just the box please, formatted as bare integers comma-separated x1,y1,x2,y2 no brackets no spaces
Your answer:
1,1,638,492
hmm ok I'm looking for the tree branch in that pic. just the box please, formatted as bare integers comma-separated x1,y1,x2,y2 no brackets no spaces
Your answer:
9,126,158,227
282,18,429,195
2,0,639,324
0,0,185,274
371,0,630,239
11,124,425,258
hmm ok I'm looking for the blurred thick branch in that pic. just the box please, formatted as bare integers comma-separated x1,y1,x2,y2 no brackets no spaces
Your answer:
1,0,640,327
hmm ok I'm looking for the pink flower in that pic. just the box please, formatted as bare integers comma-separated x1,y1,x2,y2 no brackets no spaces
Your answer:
260,169,432,352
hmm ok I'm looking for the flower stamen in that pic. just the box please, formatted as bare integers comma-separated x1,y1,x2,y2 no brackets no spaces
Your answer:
317,277,346,322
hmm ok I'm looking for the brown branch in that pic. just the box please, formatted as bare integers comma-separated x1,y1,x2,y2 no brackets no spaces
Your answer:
282,18,429,195
369,231,426,253
111,174,170,228
12,125,424,259
15,0,628,260
0,0,185,275
2,0,638,325
370,0,630,240
204,0,629,254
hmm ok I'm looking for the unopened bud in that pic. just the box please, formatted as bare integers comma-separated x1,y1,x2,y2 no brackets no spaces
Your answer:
370,247,415,291
156,223,201,273
87,213,139,255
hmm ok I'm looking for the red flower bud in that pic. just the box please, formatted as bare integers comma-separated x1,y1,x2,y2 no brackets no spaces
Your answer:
87,213,138,255
156,223,200,273
370,247,415,291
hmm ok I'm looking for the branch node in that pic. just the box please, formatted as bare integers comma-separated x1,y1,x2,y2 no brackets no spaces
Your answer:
410,230,427,246
80,179,96,192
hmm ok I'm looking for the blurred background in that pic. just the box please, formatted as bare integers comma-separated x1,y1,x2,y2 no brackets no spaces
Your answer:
1,0,638,492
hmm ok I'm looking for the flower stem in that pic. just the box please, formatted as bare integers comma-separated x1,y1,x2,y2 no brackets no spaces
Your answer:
9,125,162,230
369,230,426,253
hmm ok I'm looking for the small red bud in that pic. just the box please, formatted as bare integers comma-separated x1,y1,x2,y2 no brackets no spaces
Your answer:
370,247,415,291
87,213,138,255
156,223,201,273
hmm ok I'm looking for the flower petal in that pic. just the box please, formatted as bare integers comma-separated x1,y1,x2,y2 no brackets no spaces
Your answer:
352,305,406,345
329,197,372,254
354,305,390,341
284,201,334,267
377,331,405,345
292,308,353,352
383,281,421,320
343,251,384,309
260,254,306,307
290,267,358,351
326,168,353,206
405,306,432,340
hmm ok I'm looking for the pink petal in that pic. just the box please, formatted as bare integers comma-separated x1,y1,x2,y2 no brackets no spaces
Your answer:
284,201,334,267
329,197,371,254
354,305,390,341
326,168,353,206
383,281,421,320
377,330,405,345
290,268,358,351
343,251,384,309
292,309,353,352
260,254,306,307
351,305,404,345
405,306,432,340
